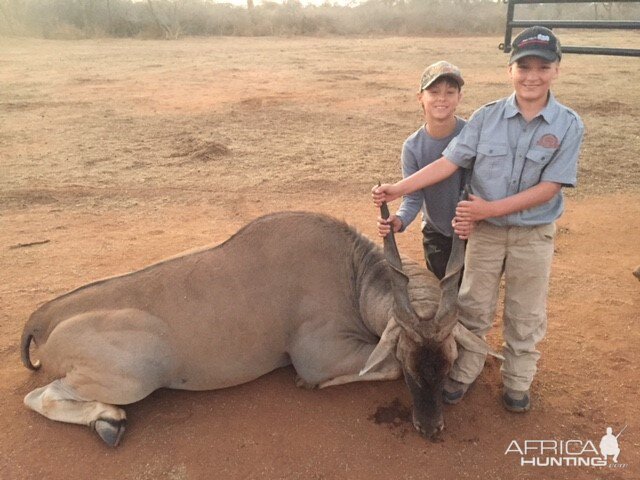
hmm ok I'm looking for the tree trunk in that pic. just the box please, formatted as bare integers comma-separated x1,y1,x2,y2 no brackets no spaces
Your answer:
146,0,172,39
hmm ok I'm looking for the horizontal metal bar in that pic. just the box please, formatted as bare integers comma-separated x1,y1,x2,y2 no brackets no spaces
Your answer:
509,20,640,29
505,0,639,4
500,43,640,56
561,46,640,56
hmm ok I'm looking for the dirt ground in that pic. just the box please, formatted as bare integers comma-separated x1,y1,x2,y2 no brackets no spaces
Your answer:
1,33,639,480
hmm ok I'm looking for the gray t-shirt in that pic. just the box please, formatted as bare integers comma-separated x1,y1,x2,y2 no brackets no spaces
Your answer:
443,92,584,226
396,117,466,237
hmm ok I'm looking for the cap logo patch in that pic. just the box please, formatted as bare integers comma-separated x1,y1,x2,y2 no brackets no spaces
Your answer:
537,134,560,149
518,35,550,48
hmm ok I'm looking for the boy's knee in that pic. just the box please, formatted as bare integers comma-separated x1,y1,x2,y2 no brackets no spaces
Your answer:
425,253,448,280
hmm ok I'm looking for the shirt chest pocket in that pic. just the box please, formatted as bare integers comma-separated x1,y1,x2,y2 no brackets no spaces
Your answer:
475,143,509,179
521,147,555,189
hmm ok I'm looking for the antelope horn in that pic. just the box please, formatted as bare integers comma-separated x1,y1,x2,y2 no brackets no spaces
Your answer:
430,231,465,341
427,186,469,341
379,191,423,344
379,187,405,276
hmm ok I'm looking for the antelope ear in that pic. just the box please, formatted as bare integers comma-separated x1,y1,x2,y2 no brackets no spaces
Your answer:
452,323,505,361
360,318,401,376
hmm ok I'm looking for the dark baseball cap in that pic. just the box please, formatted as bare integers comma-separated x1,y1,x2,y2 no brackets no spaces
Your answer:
419,61,464,92
509,26,562,65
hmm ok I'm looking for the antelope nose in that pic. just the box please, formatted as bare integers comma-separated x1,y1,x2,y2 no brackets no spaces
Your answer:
412,417,444,440
429,421,445,442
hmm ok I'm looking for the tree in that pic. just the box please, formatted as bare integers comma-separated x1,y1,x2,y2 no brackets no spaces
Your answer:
146,0,181,39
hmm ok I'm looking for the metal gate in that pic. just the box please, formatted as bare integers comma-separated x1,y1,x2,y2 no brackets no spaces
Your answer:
499,0,640,57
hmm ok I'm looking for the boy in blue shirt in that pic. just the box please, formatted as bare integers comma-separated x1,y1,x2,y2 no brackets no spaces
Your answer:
373,27,584,412
377,61,469,280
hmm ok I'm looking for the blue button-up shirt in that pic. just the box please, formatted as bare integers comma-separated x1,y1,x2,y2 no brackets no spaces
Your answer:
443,92,584,226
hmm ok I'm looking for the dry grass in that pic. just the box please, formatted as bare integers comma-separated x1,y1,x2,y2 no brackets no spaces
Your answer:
1,33,639,480
2,32,639,215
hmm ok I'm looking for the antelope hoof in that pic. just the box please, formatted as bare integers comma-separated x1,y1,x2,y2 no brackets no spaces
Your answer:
294,375,317,390
93,418,126,447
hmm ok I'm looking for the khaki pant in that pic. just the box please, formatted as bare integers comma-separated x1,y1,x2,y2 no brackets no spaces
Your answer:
449,221,556,391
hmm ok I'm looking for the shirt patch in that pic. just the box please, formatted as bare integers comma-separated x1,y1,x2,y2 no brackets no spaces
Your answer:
537,133,560,149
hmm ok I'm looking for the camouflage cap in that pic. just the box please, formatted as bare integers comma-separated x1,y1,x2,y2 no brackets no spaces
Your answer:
419,61,464,92
509,26,562,65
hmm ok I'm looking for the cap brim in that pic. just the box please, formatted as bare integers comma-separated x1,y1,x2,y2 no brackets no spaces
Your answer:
509,50,559,65
421,73,464,91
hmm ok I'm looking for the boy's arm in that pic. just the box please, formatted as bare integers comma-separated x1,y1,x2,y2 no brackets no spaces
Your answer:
397,156,460,196
455,182,562,222
540,117,584,187
372,157,459,205
373,109,482,205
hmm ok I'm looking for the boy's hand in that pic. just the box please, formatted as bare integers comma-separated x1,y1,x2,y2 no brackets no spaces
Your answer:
377,215,403,238
371,183,400,207
452,217,475,240
455,194,496,222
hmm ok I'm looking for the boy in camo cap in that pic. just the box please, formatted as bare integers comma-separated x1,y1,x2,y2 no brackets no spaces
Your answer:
377,60,472,280
373,27,584,412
